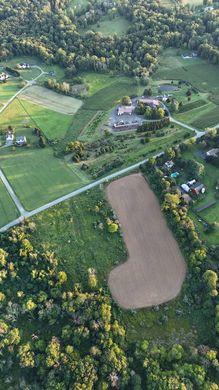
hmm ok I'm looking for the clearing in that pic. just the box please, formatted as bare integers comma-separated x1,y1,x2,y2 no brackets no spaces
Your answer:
82,16,130,36
21,85,83,115
107,174,186,309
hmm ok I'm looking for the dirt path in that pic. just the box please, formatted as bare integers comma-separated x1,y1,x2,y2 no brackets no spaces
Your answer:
107,174,186,309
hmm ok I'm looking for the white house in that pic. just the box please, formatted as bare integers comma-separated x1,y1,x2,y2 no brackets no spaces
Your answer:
16,136,27,146
0,72,9,81
5,132,14,145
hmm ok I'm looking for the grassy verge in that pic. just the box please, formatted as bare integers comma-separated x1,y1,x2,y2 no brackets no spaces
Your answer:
0,179,19,227
0,147,89,211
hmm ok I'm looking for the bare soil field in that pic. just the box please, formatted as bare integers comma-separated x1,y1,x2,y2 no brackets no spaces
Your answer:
21,85,83,115
107,174,186,309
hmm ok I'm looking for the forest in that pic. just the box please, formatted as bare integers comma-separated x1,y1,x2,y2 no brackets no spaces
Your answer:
0,0,219,388
0,0,219,81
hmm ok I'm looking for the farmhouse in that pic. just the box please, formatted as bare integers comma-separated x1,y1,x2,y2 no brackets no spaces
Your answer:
138,98,160,108
5,132,14,145
206,148,219,158
19,63,30,69
0,72,9,82
16,136,27,146
163,160,174,170
117,106,135,116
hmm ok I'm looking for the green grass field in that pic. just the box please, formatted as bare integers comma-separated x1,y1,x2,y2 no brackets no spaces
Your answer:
0,98,73,140
70,0,89,9
0,78,23,105
154,48,219,128
0,147,89,211
82,16,130,36
0,179,19,227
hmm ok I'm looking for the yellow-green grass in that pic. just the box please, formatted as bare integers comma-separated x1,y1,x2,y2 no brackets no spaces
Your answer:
0,98,73,140
82,16,130,36
0,78,23,105
175,101,218,128
70,0,89,8
21,85,83,115
0,147,89,211
0,179,19,227
192,107,219,129
81,73,118,96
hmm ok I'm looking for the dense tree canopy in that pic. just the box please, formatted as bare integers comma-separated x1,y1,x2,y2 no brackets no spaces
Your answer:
0,0,219,77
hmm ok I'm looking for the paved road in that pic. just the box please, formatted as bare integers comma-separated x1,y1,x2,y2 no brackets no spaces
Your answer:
0,93,207,233
0,66,45,114
0,170,26,214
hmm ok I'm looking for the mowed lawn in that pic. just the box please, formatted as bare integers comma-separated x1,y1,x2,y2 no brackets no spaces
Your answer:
0,78,23,105
0,147,89,211
154,48,219,128
1,56,65,82
0,179,19,227
0,98,73,139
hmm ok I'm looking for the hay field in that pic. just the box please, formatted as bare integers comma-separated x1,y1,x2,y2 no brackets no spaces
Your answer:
107,174,186,309
21,85,83,115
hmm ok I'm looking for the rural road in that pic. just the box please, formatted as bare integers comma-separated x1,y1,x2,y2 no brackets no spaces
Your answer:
0,84,206,233
0,152,164,233
0,170,26,214
0,66,45,115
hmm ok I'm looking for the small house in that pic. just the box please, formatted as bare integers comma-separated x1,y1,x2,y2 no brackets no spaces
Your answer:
138,98,160,108
19,63,30,69
181,183,190,193
117,106,135,116
191,183,205,195
187,179,196,187
5,132,14,145
206,148,219,158
163,160,174,170
0,72,9,82
16,136,27,146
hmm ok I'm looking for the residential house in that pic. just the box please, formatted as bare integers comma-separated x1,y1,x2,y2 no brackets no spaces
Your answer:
163,160,174,170
117,106,135,116
19,63,30,69
16,136,27,146
0,72,9,82
5,132,14,145
181,183,190,193
206,148,219,158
